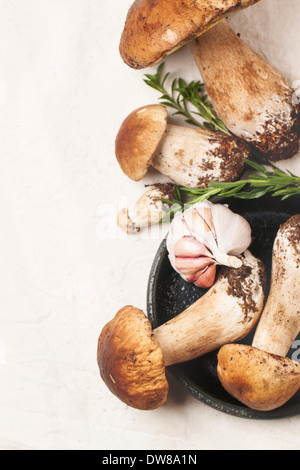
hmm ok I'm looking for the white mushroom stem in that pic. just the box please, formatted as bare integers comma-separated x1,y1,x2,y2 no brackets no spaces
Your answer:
117,185,174,234
151,124,250,188
153,250,265,366
252,215,300,357
190,20,300,161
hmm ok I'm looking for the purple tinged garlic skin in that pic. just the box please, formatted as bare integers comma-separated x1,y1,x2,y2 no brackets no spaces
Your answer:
167,201,252,288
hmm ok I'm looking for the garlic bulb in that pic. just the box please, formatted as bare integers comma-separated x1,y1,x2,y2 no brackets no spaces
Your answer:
167,201,252,288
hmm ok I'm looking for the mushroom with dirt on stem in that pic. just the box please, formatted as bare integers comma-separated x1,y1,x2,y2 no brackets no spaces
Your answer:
119,0,300,161
190,20,300,162
117,183,175,234
217,215,300,412
115,104,251,188
97,250,266,410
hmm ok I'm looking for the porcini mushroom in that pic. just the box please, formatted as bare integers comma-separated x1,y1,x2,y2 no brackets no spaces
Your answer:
190,20,300,161
117,184,175,234
98,250,266,409
115,104,251,187
119,2,300,162
119,0,260,70
217,215,300,411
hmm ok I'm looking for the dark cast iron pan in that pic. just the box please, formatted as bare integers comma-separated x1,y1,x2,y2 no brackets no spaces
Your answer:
147,195,300,420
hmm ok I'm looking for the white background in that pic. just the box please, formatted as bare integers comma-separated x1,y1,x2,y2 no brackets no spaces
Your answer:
0,0,300,450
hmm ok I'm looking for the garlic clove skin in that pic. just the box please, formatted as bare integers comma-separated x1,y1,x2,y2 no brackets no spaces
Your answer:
167,201,252,288
183,205,218,254
183,205,216,237
190,264,217,289
169,235,217,288
174,236,213,258
179,260,217,289
194,265,217,289
175,256,215,275
211,203,253,256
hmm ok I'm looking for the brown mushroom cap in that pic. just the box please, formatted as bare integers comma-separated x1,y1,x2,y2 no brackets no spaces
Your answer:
115,105,168,181
119,0,260,70
97,306,169,410
217,344,300,412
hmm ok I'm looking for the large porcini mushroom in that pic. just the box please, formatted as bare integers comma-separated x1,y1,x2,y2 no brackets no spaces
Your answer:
117,184,175,234
115,104,251,187
98,250,266,410
217,215,300,411
190,20,300,162
119,0,260,70
119,2,300,162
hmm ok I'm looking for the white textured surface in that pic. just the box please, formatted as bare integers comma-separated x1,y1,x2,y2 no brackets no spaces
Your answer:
0,0,300,451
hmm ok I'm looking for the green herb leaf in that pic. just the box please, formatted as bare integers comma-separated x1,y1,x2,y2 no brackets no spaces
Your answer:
159,160,300,220
144,66,300,221
144,63,231,134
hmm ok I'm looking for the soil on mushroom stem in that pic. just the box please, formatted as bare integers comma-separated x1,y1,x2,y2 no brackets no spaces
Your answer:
221,262,266,322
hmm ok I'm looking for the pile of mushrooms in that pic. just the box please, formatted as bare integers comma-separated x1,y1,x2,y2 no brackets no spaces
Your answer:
116,0,300,232
97,0,300,414
99,209,300,413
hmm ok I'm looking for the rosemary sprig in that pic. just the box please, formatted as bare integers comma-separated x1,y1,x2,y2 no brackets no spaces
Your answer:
144,63,231,135
161,160,300,222
144,65,300,222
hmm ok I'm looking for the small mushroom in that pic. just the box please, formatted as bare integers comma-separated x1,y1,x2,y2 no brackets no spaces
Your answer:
190,20,300,162
115,104,251,188
98,250,266,410
119,0,260,70
117,184,175,234
217,215,300,411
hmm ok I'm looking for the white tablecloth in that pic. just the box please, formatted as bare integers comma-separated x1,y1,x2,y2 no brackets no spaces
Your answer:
0,0,299,450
